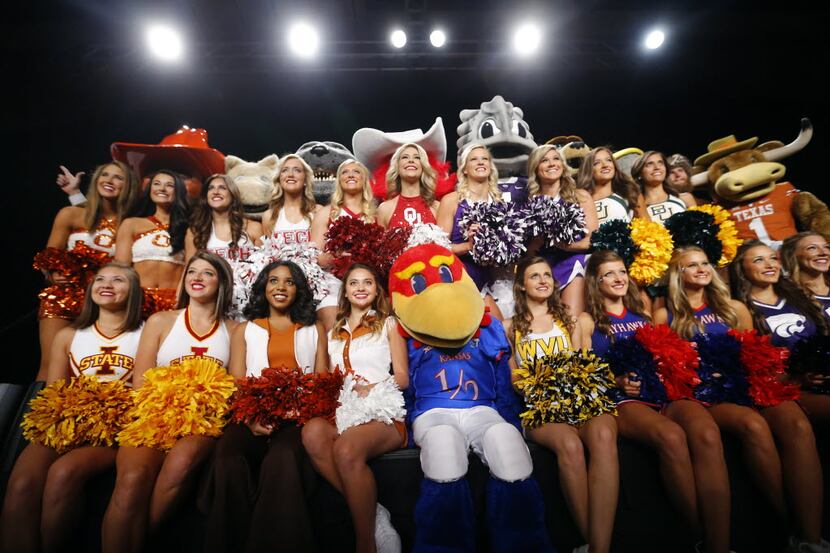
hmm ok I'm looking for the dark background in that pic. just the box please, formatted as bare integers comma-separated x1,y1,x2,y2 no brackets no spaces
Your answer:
4,0,828,383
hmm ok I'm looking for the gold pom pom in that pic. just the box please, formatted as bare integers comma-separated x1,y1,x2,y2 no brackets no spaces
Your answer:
690,204,742,267
118,358,236,450
629,218,674,285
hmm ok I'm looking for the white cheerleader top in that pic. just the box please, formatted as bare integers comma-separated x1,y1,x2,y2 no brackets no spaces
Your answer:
328,316,394,385
646,194,687,225
156,308,231,367
67,218,117,255
244,321,319,377
132,216,185,265
513,319,573,367
206,223,255,261
272,208,312,246
69,322,143,385
594,193,632,225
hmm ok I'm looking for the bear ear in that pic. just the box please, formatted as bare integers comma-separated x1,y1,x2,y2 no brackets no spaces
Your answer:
225,155,245,171
258,154,279,169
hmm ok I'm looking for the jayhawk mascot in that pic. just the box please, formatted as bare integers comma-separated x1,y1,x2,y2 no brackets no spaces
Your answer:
389,243,554,553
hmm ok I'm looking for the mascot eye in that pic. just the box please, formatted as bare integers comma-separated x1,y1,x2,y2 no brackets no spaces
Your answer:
438,265,453,283
718,163,729,176
512,119,529,138
410,274,427,294
479,118,502,139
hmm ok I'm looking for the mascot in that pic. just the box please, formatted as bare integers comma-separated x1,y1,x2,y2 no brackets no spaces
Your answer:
690,118,830,247
224,154,277,219
295,140,354,206
390,243,554,553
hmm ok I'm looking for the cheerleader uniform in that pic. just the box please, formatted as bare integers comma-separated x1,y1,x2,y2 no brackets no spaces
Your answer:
513,319,573,366
450,198,493,292
69,322,142,385
537,194,588,290
155,307,230,367
205,224,255,262
813,293,830,322
37,217,118,320
591,310,652,405
750,298,818,348
595,193,632,225
667,304,731,336
271,208,312,246
646,194,686,225
387,195,437,229
205,320,319,553
133,216,185,313
329,317,406,440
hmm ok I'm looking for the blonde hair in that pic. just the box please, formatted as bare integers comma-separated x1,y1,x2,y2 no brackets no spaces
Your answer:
526,145,580,204
330,263,391,340
385,143,437,204
666,246,737,338
329,159,376,223
456,143,501,202
270,154,317,221
780,231,830,294
83,161,139,229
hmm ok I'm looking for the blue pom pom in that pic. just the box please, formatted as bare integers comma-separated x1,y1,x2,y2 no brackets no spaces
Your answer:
693,333,750,405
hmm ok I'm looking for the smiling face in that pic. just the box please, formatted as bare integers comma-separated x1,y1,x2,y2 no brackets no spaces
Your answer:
149,172,176,206
463,147,492,183
597,260,629,300
184,258,220,300
795,234,830,275
640,153,666,187
206,177,232,210
265,265,297,311
345,267,377,311
398,146,423,181
279,157,306,194
742,244,781,286
591,149,616,184
679,249,714,289
91,266,131,308
668,166,689,188
338,162,365,194
523,261,555,302
536,148,565,186
96,164,127,200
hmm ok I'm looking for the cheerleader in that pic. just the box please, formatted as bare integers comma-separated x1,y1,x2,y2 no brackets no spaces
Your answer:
185,174,263,262
261,154,320,245
506,256,617,553
1,263,143,553
301,263,407,553
576,147,646,225
376,143,439,228
780,232,830,319
437,143,505,319
115,170,191,312
657,245,829,553
525,144,598,316
630,151,696,225
204,260,327,553
101,252,236,553
36,162,138,380
578,250,727,553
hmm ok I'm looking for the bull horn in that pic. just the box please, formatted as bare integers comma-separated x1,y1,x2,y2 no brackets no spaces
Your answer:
764,118,813,162
691,171,709,188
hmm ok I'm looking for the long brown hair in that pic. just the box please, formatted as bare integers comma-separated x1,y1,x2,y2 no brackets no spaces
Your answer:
666,246,737,338
511,256,574,344
585,250,649,337
83,161,139,229
73,262,143,332
176,251,234,320
189,174,247,251
630,150,682,198
577,146,640,210
330,263,391,339
729,240,829,336
780,232,830,295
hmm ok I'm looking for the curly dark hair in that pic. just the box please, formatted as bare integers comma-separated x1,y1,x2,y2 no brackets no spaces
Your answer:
243,260,316,325
127,169,191,254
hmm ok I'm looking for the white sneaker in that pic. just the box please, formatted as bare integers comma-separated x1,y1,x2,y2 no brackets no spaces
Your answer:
375,503,402,553
784,536,830,553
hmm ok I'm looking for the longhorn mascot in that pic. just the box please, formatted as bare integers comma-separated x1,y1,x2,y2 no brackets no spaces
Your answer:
389,243,554,553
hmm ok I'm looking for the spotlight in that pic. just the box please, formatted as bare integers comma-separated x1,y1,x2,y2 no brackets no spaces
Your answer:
644,29,665,50
287,22,320,58
146,24,184,62
390,29,407,49
429,29,446,48
513,23,541,57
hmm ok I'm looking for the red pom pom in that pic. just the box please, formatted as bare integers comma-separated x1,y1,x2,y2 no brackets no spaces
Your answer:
636,324,700,401
728,329,799,407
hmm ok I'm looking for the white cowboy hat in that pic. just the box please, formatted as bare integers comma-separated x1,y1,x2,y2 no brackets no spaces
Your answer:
352,117,447,174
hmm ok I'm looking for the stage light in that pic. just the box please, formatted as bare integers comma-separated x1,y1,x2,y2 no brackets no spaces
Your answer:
146,24,184,62
513,23,541,57
390,29,407,49
288,22,319,58
429,29,446,48
644,29,665,50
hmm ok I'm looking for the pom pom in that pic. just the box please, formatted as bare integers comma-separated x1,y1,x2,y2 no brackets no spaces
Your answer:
335,376,405,433
406,223,452,250
628,219,674,285
787,334,830,394
729,329,799,407
604,335,668,405
118,359,235,450
375,225,412,278
635,324,700,401
229,368,344,429
689,204,742,267
325,216,388,279
590,220,637,266
523,196,586,246
457,202,527,266
692,333,750,405
664,211,723,267
513,351,617,427
22,377,133,454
